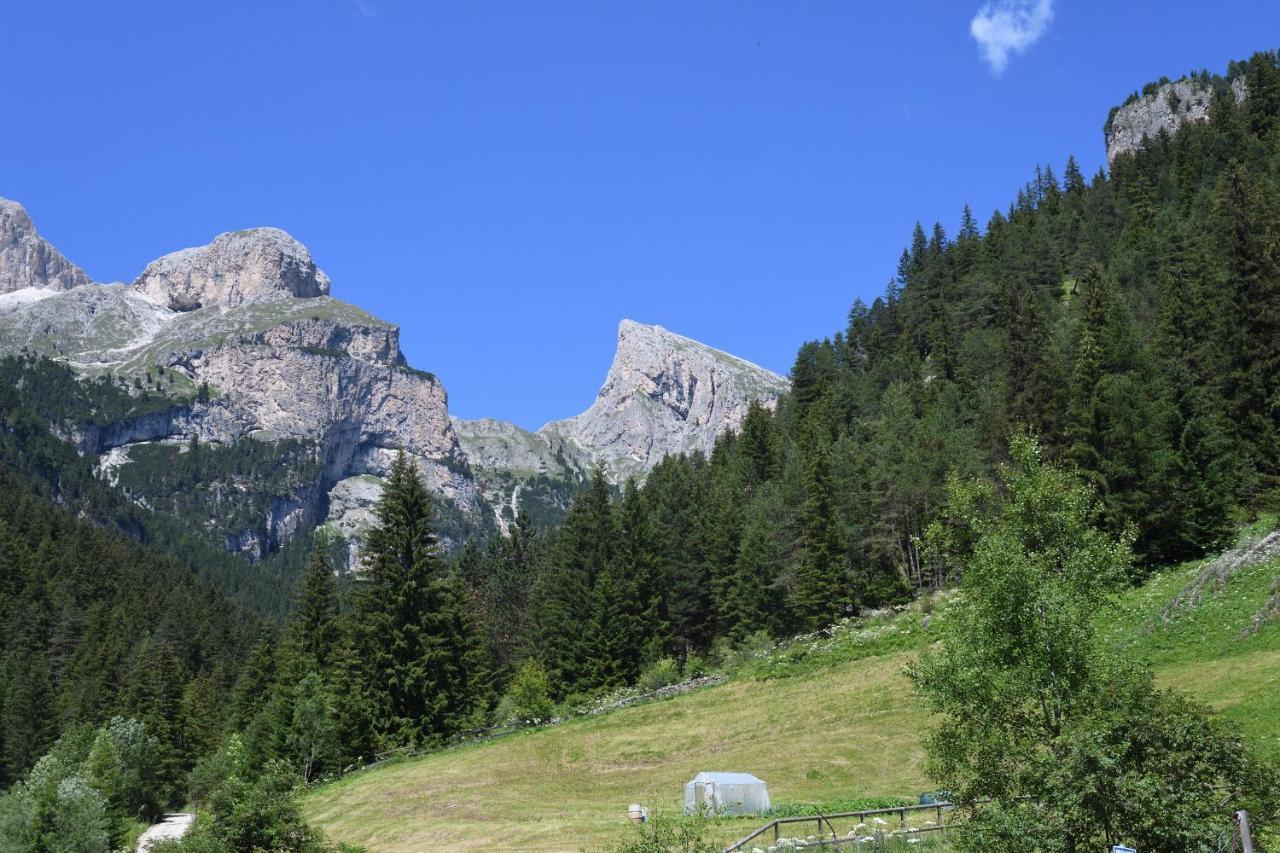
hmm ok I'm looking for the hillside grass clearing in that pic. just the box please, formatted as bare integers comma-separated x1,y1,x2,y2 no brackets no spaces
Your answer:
305,528,1280,851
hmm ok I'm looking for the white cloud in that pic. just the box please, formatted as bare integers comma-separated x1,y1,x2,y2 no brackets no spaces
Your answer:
355,0,378,18
969,0,1053,75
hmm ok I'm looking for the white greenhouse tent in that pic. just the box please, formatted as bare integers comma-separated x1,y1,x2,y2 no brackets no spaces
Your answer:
682,771,771,816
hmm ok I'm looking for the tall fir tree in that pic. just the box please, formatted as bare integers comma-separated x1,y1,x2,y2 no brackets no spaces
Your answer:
288,542,340,671
351,452,480,746
788,412,848,631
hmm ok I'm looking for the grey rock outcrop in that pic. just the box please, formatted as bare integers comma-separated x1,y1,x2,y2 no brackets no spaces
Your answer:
545,320,789,481
451,418,587,479
0,198,91,294
133,228,331,311
1106,77,1247,164
0,217,476,561
455,320,789,529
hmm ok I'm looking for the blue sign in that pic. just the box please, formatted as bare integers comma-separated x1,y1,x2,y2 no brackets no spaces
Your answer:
1112,846,1136,853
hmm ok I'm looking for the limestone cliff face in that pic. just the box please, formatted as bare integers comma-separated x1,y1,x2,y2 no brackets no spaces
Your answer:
0,199,91,293
134,228,331,311
0,212,477,562
1106,77,1247,164
546,320,790,481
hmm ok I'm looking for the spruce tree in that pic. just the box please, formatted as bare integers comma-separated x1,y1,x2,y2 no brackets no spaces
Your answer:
1066,269,1107,479
788,414,847,631
531,469,616,695
1211,159,1280,486
616,479,666,666
288,542,340,670
352,452,479,745
726,483,788,640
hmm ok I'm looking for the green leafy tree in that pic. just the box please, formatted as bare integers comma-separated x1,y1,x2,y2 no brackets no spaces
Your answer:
46,776,110,853
912,437,1277,851
84,717,160,842
503,659,555,725
285,673,339,783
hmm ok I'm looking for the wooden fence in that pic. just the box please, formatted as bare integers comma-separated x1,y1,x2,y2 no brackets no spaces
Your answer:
723,801,953,852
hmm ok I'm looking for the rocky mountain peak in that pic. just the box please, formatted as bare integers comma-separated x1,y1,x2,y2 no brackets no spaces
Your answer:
543,318,789,481
132,226,331,311
0,197,92,294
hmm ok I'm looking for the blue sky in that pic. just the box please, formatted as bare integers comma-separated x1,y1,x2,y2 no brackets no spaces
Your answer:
2,2,1276,428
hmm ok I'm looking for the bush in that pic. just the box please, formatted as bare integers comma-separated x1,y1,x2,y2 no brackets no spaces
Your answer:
637,658,681,693
503,659,555,725
187,735,251,809
711,630,775,673
171,760,357,852
682,654,710,678
604,811,721,853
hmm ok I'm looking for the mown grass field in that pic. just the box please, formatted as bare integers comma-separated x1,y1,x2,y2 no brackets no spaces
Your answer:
305,530,1280,852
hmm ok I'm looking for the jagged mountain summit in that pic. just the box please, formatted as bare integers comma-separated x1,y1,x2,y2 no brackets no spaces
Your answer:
453,320,789,531
0,198,788,558
0,198,91,293
549,319,790,478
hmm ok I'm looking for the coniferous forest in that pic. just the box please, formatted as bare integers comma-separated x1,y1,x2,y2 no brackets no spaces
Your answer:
2,50,1280,851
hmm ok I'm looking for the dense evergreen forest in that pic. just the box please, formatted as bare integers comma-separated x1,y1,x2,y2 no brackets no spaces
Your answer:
456,50,1280,704
2,50,1280,851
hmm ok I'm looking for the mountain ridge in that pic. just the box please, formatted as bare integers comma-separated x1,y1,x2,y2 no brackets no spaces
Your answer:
0,199,788,557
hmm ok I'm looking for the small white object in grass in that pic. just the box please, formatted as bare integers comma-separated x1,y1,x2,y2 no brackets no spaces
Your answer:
872,816,887,825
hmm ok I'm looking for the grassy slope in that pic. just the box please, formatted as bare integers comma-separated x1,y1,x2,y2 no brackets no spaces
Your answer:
305,533,1280,852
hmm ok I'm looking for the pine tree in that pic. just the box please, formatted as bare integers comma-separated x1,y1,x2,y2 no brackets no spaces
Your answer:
288,542,340,670
531,469,616,695
1000,274,1057,438
1063,154,1086,195
1159,365,1238,561
737,401,779,487
1066,269,1107,479
616,480,666,666
1,645,56,781
1211,159,1280,486
352,452,479,745
788,414,847,631
726,483,788,640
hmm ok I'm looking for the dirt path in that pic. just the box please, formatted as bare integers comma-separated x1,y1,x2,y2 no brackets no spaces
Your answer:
136,813,195,851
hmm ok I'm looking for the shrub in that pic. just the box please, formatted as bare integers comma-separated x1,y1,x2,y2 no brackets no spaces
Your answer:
637,658,681,693
604,811,721,853
503,660,555,725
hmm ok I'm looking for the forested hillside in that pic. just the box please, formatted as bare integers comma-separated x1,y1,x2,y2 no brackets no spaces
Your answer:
455,50,1280,705
0,355,317,616
0,467,259,795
